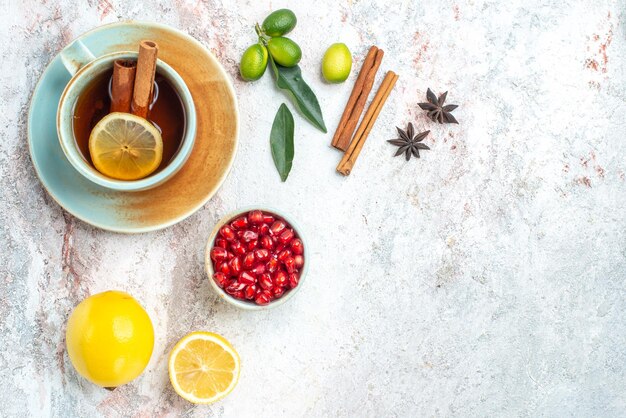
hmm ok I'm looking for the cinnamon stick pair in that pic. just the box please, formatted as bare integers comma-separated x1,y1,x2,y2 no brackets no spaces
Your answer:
337,71,398,176
331,46,384,151
331,45,399,176
109,40,158,119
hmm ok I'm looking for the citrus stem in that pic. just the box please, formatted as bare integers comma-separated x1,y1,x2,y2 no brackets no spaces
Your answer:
255,23,269,46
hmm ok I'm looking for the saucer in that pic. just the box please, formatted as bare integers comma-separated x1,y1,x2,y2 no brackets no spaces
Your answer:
28,21,238,233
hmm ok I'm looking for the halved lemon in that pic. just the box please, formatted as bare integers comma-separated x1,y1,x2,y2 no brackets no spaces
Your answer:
88,112,163,180
168,331,240,404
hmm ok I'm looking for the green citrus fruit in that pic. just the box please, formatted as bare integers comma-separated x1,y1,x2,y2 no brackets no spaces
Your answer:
262,9,297,37
267,37,302,67
322,43,352,83
240,43,268,81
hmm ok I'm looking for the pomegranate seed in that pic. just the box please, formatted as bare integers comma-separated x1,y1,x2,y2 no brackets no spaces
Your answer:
284,257,297,273
226,280,245,294
216,211,302,298
242,252,255,269
230,240,246,255
228,256,242,275
219,225,236,241
231,216,248,229
213,272,228,288
242,230,258,242
244,284,257,299
278,229,294,244
254,249,270,261
255,290,272,305
260,235,274,249
290,238,304,255
217,261,231,275
248,210,263,224
251,264,266,275
210,247,228,262
259,273,273,290
239,271,256,285
288,273,299,289
270,220,286,236
266,258,279,273
273,270,288,287
273,286,285,298
277,249,292,261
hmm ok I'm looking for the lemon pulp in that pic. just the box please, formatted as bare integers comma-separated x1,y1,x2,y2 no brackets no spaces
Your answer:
168,331,240,404
88,112,163,180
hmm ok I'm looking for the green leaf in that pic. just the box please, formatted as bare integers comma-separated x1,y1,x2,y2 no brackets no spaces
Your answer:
270,104,295,182
269,56,327,133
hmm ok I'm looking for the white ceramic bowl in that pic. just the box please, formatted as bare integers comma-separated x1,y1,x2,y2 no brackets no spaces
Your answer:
205,207,308,310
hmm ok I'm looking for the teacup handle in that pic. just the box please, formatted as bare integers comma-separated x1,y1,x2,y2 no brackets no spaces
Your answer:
60,39,96,76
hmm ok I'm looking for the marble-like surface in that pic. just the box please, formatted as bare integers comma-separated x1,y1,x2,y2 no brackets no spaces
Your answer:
1,0,625,416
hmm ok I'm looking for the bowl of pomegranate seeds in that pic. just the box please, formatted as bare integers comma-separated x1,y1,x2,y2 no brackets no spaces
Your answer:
205,208,307,309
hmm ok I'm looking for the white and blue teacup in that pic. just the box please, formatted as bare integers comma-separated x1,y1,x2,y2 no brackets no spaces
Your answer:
57,40,196,192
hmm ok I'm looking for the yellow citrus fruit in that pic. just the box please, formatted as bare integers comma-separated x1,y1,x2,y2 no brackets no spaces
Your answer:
89,112,163,180
65,290,154,388
322,43,352,83
168,331,240,404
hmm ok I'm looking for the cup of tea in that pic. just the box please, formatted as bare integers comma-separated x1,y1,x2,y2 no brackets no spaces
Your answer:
57,39,196,192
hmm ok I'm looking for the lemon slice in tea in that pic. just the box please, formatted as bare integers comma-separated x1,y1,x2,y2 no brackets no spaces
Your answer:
89,112,163,180
168,331,240,404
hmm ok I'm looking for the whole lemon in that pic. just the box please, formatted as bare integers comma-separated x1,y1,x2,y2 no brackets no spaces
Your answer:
267,37,302,67
240,43,268,81
322,43,352,83
65,290,154,388
262,9,297,37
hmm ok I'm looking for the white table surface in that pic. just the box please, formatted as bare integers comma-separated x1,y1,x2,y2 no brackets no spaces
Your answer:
1,0,625,416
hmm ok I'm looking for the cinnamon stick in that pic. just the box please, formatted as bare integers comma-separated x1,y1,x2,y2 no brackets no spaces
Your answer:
331,46,384,151
330,46,378,149
132,40,159,119
337,71,398,176
110,60,137,113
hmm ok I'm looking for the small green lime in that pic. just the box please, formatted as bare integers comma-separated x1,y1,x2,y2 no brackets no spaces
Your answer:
322,43,352,83
262,9,297,37
240,44,268,81
267,37,302,67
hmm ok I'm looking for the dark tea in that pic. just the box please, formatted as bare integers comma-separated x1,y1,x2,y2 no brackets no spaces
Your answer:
72,69,186,172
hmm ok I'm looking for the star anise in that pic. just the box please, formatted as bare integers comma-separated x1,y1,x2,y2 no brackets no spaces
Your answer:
418,88,459,124
387,123,430,161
